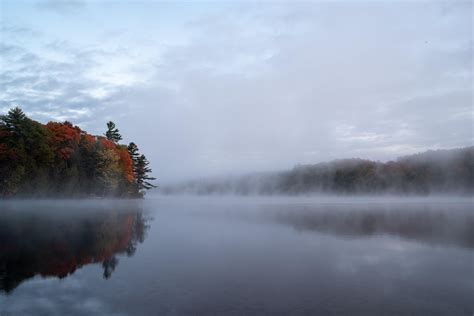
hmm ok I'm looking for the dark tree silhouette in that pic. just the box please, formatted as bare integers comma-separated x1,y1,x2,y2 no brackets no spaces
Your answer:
136,154,157,192
127,142,139,159
0,107,26,134
128,142,156,196
102,256,119,279
105,121,122,143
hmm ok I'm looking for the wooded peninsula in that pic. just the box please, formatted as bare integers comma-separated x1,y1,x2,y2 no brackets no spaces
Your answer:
0,107,155,198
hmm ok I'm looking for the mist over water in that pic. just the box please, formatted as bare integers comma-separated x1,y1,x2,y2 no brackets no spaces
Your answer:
1,1,472,315
1,197,473,315
161,147,474,195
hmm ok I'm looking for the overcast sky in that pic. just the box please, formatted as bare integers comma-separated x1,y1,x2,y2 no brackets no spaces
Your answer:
0,0,472,182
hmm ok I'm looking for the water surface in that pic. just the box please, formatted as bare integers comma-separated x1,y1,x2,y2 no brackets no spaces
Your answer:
1,197,473,315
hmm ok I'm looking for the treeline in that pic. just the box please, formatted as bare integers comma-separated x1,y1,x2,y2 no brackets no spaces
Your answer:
163,147,474,195
0,107,156,198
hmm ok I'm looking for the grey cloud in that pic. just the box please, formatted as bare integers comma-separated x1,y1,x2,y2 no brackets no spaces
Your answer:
0,275,123,316
0,40,128,132
117,2,472,182
1,1,472,183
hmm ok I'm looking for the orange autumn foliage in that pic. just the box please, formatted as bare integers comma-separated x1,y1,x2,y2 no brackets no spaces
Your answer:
117,147,134,183
98,137,116,150
81,133,97,148
46,122,82,160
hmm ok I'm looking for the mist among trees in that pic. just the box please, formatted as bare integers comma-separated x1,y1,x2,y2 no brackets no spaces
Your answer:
163,147,474,196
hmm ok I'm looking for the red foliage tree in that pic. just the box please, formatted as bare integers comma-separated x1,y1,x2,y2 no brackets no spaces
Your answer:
46,122,82,160
117,147,134,183
98,137,116,150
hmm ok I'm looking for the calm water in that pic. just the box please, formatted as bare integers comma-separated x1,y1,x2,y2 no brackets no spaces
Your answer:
0,196,473,315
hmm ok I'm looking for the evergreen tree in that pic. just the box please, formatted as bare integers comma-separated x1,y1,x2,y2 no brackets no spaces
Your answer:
127,142,140,165
127,143,156,195
127,142,140,195
0,107,26,135
135,154,156,193
0,107,54,196
105,121,122,143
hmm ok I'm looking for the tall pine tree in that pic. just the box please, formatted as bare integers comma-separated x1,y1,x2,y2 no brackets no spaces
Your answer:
136,154,156,192
127,142,139,163
0,107,26,134
128,143,156,195
105,121,122,143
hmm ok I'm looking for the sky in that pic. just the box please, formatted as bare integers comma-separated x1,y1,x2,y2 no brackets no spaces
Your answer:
0,0,472,183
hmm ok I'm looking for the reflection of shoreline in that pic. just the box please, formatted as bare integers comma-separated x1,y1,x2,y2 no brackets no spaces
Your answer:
267,204,474,249
0,204,150,294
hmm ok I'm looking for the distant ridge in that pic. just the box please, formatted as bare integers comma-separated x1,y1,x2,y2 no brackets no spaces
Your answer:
163,147,474,195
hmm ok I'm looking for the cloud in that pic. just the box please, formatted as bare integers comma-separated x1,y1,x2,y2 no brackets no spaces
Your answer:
121,2,471,180
0,275,123,315
0,43,103,128
0,1,472,182
0,28,150,133
35,0,86,15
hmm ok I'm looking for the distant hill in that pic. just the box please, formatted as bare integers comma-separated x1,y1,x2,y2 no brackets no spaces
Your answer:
163,147,474,195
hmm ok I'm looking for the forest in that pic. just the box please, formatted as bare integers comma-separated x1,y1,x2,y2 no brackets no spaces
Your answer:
0,107,155,198
163,147,474,195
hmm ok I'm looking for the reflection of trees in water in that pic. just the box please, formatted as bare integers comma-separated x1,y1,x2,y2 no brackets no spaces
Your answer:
0,208,150,293
270,204,474,248
102,256,119,279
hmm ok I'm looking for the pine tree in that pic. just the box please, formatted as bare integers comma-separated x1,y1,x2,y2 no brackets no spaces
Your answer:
135,154,156,192
105,121,122,143
127,143,156,196
127,142,139,192
0,107,27,137
1,107,55,196
127,142,140,164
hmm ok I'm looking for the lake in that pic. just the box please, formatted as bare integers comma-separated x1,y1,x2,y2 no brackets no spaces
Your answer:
0,196,473,315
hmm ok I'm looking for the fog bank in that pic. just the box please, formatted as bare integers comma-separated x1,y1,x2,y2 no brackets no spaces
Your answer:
161,147,474,196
